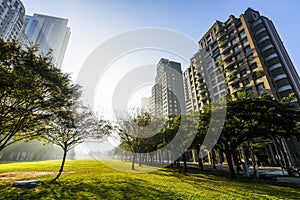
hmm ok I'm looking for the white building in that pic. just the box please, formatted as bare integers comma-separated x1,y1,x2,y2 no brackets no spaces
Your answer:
24,14,71,68
0,0,26,42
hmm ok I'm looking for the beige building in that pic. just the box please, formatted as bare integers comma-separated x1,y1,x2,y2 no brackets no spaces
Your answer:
185,8,300,112
184,8,300,166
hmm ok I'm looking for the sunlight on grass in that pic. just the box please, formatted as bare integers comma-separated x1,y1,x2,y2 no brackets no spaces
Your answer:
0,159,299,199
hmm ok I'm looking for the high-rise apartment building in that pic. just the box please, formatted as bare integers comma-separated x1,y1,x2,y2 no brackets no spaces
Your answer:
0,0,26,42
24,14,71,68
151,58,186,117
185,8,300,112
184,8,300,166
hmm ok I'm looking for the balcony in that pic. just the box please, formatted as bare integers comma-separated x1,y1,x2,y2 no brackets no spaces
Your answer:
262,44,274,52
201,96,208,101
217,31,227,41
211,43,219,51
220,46,231,54
258,36,270,43
226,68,237,75
232,87,243,93
224,60,235,69
223,53,233,62
265,53,278,61
199,88,207,94
269,63,282,71
252,19,262,28
228,78,240,85
273,74,287,82
255,28,266,36
278,85,292,93
219,38,228,47
199,82,206,87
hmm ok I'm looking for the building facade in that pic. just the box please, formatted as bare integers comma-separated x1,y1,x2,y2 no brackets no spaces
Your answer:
184,8,300,166
0,0,26,42
185,8,300,112
151,58,186,117
24,14,71,68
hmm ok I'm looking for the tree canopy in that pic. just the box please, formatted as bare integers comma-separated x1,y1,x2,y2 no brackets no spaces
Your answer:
0,39,72,151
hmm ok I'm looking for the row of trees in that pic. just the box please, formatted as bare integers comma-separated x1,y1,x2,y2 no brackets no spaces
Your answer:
0,39,111,180
114,94,300,179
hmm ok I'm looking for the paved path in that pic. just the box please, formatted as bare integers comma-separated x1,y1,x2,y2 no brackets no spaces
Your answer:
188,163,300,186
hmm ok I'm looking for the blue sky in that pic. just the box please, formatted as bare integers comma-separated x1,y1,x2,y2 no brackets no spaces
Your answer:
20,0,300,152
21,0,300,114
22,0,300,75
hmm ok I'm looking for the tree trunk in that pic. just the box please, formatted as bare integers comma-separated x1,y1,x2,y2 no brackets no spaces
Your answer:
139,153,142,166
183,152,188,172
212,150,216,169
53,148,68,181
273,136,293,176
248,140,259,178
233,151,241,175
196,145,204,170
132,153,136,170
225,152,236,179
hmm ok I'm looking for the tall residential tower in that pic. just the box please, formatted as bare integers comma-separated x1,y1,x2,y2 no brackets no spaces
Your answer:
151,58,186,117
184,8,300,166
0,0,26,42
184,8,300,112
24,14,71,68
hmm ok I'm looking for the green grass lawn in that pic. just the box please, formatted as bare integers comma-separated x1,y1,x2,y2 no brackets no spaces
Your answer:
0,160,299,199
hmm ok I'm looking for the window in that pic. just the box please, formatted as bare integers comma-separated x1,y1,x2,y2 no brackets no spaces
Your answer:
228,66,235,71
213,87,218,93
242,78,250,86
233,45,239,52
242,37,248,45
219,84,226,90
235,52,242,60
247,53,254,61
246,88,253,94
250,63,258,70
231,38,237,44
216,69,222,75
252,70,264,80
229,31,234,37
239,29,245,37
217,76,224,82
214,54,221,62
244,45,251,53
232,83,240,89
256,82,265,91
237,61,244,67
240,69,247,77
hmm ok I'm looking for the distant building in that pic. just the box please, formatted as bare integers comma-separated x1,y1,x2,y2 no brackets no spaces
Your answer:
0,0,26,42
24,14,71,68
140,97,151,112
151,58,186,116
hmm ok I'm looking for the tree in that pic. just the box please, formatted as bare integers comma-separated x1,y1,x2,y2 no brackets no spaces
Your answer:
44,85,111,180
0,39,71,152
216,95,300,178
115,110,155,169
187,105,212,170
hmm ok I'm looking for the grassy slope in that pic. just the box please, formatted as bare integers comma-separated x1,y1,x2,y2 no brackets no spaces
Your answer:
0,160,299,200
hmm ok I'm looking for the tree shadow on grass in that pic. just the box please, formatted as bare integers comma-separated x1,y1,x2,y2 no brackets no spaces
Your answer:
154,167,300,199
0,177,183,200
